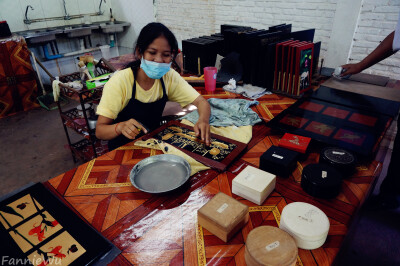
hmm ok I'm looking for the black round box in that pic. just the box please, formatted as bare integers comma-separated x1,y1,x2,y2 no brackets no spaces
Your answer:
319,147,356,177
301,163,343,199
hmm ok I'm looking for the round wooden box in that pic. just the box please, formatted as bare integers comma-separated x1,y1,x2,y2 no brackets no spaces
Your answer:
319,147,356,177
301,163,343,199
279,202,330,250
245,226,298,266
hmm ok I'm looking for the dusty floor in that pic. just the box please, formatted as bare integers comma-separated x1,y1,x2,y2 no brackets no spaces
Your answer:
0,101,81,197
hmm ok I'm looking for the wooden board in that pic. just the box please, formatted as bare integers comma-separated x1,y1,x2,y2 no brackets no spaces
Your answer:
142,121,247,171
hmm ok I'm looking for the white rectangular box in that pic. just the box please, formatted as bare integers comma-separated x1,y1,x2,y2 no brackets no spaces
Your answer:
232,165,276,205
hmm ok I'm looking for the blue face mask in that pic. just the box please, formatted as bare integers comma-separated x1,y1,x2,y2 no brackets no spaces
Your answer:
140,59,171,79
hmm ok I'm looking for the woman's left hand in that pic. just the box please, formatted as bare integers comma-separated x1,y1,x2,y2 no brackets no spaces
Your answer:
194,119,211,146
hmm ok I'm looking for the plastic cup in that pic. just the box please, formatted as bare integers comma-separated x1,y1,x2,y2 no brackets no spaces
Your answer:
203,67,217,92
100,45,111,60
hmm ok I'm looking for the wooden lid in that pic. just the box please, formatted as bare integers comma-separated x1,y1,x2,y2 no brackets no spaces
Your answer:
245,226,297,266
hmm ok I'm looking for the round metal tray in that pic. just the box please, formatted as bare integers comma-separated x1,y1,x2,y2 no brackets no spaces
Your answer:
129,154,191,193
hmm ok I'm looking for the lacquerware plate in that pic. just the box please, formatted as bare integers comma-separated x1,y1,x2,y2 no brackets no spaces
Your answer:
129,154,191,193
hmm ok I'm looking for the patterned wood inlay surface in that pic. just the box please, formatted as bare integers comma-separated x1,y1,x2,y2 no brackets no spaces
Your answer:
47,89,383,265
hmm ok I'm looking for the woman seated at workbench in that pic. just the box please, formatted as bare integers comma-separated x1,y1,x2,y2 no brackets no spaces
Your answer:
96,22,211,150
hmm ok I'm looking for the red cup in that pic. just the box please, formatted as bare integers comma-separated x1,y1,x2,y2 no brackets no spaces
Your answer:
203,67,217,92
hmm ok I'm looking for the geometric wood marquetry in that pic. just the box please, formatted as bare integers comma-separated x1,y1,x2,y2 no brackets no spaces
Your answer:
78,146,161,189
256,101,297,121
196,204,304,266
46,88,386,265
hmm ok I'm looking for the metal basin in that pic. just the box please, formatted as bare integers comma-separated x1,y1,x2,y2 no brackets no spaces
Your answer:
17,28,63,44
98,21,131,33
63,24,99,37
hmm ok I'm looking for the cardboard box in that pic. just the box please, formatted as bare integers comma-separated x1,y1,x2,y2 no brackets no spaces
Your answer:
232,165,276,205
197,192,249,242
260,146,299,177
279,133,311,154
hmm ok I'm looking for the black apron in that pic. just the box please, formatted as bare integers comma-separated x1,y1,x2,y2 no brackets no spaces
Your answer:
108,68,168,151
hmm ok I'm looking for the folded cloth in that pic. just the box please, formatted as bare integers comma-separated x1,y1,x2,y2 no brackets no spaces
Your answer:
180,98,262,127
222,78,236,91
52,80,61,102
134,138,210,176
224,83,272,99
181,119,252,144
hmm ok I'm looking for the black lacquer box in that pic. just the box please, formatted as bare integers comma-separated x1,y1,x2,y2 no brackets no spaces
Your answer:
0,21,11,38
260,146,299,177
301,163,343,199
319,147,356,177
182,38,218,75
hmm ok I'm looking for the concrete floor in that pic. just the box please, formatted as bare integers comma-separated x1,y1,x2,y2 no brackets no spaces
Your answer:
0,99,191,197
0,101,81,197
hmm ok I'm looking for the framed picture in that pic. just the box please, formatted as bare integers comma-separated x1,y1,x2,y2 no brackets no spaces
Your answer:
311,86,400,117
0,183,117,265
141,121,247,171
293,43,314,96
266,96,392,156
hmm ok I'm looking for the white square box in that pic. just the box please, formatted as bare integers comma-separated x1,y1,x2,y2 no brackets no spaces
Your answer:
232,165,276,205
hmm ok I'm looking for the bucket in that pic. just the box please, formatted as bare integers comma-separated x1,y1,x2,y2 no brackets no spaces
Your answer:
99,45,111,60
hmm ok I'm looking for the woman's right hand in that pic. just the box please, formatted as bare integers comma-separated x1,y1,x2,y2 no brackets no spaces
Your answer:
341,63,364,76
116,119,148,139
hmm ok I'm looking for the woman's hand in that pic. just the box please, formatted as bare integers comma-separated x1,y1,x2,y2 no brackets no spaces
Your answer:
116,119,148,139
341,63,364,76
191,95,211,146
194,119,211,146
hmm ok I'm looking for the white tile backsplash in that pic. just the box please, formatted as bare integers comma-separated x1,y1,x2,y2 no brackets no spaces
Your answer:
66,0,80,16
1,0,120,32
78,0,96,15
0,0,153,84
19,0,47,30
0,0,26,32
41,0,64,18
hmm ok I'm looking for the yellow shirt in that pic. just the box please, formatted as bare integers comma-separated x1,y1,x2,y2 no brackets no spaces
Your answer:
97,68,200,119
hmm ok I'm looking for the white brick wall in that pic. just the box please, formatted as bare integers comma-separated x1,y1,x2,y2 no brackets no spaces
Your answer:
155,0,338,59
155,0,216,45
349,0,400,79
214,0,339,60
155,0,400,79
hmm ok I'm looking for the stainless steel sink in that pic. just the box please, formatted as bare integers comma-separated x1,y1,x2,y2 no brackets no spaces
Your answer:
16,21,130,44
17,28,63,44
98,21,131,33
63,24,99,37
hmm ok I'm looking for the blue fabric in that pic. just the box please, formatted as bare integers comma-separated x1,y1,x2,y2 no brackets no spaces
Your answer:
180,98,262,127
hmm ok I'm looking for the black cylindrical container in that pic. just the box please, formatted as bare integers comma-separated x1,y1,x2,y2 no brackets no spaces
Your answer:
301,163,343,199
319,147,356,177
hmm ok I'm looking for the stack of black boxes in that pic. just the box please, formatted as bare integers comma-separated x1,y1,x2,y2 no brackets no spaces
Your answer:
182,24,320,92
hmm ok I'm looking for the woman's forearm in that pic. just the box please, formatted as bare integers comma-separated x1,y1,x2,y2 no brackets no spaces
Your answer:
359,31,396,70
96,121,121,140
194,96,211,122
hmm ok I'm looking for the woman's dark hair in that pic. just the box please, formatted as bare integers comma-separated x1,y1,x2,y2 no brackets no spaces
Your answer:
126,22,180,73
